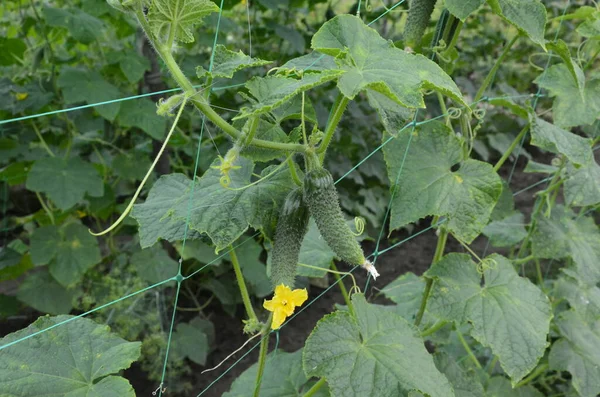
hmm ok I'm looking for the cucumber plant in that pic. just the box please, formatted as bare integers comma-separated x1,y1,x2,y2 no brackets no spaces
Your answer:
0,1,599,397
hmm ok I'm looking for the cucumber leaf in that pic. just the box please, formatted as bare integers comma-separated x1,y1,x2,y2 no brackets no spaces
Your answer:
425,254,551,383
147,0,219,44
132,157,295,251
303,294,454,397
26,157,103,211
196,44,271,79
549,310,600,397
383,121,502,243
0,315,141,397
311,15,466,108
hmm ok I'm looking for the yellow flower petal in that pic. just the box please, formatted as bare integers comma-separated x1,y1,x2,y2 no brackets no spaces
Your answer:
263,298,276,312
271,310,286,330
290,288,308,307
274,284,290,296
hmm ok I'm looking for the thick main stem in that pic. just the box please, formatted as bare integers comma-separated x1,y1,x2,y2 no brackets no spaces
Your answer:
134,6,306,154
474,35,520,103
415,228,447,327
252,317,272,397
229,245,257,322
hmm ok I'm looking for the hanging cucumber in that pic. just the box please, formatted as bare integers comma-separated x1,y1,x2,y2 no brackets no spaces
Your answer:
303,168,368,267
404,0,438,48
270,188,310,288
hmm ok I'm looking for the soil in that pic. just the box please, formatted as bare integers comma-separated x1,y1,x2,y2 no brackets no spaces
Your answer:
0,149,552,397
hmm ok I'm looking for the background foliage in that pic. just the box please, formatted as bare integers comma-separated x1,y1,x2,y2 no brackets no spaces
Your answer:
1,0,599,396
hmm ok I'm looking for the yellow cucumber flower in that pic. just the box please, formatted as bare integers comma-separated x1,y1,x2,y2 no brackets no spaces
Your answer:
263,284,308,330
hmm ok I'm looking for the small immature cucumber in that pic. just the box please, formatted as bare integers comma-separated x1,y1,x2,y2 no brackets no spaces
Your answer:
270,188,310,288
303,168,366,266
404,0,438,48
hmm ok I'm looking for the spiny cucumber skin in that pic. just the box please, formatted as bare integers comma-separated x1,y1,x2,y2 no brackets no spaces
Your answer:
271,188,310,289
304,168,365,266
404,0,437,47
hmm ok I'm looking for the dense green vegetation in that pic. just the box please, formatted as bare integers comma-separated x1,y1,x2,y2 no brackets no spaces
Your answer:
1,0,599,396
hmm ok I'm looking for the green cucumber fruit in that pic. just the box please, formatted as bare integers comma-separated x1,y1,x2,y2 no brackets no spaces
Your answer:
303,168,365,266
404,0,437,48
270,188,310,288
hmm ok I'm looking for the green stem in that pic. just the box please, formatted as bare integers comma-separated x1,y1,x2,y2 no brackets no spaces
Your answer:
35,192,55,225
420,320,448,337
229,245,258,322
31,122,54,157
302,378,327,397
134,7,306,154
516,363,549,387
474,35,520,103
242,116,260,146
253,318,272,397
415,228,448,327
487,356,499,375
513,255,534,265
493,124,529,172
584,46,600,71
317,93,349,161
535,258,545,288
331,262,353,316
287,157,302,186
437,92,450,127
515,159,565,260
456,328,482,369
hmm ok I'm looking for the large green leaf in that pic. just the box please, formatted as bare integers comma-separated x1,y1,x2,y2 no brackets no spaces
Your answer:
26,157,103,211
196,44,271,78
446,0,485,20
487,0,547,48
379,272,426,322
303,294,454,397
147,0,219,43
129,173,202,247
0,38,26,66
225,349,328,397
0,315,140,397
119,53,151,84
29,223,101,286
486,376,544,397
16,270,76,315
132,157,295,250
434,353,484,397
118,98,167,140
311,15,466,108
236,71,343,119
535,63,600,128
564,160,600,207
529,114,593,166
130,245,178,284
531,206,600,285
43,7,104,44
171,317,210,365
549,310,600,397
57,67,121,121
295,218,335,278
425,254,551,383
382,121,502,243
482,212,527,247
554,274,600,322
